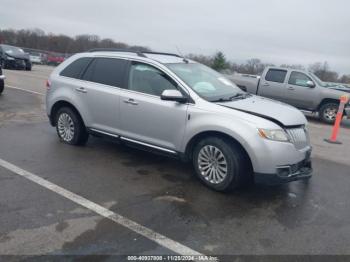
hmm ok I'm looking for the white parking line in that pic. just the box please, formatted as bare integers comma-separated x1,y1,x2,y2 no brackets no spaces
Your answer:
5,85,45,96
0,158,203,256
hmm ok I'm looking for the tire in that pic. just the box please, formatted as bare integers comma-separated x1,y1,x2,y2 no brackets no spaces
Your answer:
55,107,89,146
319,102,339,124
0,81,4,95
25,64,32,71
192,137,252,192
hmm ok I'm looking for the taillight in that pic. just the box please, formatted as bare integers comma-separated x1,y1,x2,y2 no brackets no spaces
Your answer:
46,79,51,89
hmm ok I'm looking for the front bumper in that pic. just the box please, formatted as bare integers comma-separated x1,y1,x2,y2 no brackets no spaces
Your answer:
254,151,312,185
5,59,27,69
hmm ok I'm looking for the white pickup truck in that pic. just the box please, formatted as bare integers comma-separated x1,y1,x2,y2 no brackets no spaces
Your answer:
228,67,350,123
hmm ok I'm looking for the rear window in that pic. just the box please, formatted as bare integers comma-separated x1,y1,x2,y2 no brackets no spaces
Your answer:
82,58,127,88
265,69,287,83
60,57,92,79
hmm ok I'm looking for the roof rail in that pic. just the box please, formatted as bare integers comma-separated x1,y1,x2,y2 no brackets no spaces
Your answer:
88,48,146,57
88,48,182,58
142,51,181,58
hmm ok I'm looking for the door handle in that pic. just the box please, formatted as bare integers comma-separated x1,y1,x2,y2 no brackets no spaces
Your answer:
123,98,138,105
288,87,295,90
75,87,87,93
262,83,270,87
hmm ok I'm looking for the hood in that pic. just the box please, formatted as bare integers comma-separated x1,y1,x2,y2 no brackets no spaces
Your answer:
5,52,30,60
218,95,306,127
327,85,350,93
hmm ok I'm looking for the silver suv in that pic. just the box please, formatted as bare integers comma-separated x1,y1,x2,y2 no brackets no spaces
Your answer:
46,49,312,192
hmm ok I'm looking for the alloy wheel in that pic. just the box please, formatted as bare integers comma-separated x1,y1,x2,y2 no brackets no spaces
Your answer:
57,113,75,142
324,107,338,121
197,145,228,184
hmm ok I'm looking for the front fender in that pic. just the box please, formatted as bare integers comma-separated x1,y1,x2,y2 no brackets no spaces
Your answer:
181,109,278,173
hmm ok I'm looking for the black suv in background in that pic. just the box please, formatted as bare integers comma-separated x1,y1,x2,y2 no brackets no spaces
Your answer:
0,44,32,71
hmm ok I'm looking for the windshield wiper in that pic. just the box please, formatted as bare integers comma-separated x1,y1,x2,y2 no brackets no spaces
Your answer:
229,93,251,100
211,97,232,102
211,93,251,103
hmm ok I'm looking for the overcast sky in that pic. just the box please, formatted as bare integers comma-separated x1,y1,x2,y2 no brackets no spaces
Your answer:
1,0,349,74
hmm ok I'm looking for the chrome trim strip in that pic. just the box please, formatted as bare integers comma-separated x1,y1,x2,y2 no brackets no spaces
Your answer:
120,137,177,154
90,128,120,138
89,128,177,154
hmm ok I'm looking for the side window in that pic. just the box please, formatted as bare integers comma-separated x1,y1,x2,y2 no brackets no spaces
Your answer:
82,58,128,88
60,57,92,79
265,69,287,83
288,72,312,87
128,62,177,96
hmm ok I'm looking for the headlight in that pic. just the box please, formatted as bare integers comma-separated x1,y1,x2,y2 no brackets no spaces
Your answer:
258,128,290,142
6,55,15,60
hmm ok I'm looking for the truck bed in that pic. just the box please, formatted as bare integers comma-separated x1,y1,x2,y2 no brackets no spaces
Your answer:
226,73,260,94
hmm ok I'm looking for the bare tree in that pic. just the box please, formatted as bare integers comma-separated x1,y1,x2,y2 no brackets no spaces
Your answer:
0,28,150,54
187,54,213,67
280,64,305,70
309,61,339,82
339,74,350,84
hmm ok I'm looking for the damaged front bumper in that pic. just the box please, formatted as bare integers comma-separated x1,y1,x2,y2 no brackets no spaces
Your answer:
254,151,312,185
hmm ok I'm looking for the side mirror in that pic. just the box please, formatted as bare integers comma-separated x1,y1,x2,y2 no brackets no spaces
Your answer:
161,90,187,103
306,80,316,88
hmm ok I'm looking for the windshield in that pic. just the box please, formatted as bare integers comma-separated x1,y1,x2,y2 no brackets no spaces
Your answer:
2,45,25,55
167,63,244,102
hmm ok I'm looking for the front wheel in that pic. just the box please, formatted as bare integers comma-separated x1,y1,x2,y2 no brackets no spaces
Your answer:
192,137,252,192
319,102,339,124
55,107,89,145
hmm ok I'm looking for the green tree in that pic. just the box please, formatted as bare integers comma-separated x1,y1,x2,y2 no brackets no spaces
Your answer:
212,51,229,72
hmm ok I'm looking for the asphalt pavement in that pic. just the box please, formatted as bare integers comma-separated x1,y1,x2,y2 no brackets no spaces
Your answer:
1,65,350,260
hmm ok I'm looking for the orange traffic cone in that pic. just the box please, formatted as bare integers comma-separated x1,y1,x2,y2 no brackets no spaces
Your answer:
324,95,350,144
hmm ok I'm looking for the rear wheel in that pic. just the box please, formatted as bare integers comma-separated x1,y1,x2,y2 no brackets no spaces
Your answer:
0,81,4,95
319,102,339,124
192,137,252,192
55,107,89,145
25,63,32,71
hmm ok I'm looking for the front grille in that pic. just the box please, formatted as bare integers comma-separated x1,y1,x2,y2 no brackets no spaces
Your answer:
286,126,310,150
15,59,25,66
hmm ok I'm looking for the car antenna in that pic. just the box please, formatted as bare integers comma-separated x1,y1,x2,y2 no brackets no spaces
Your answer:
176,45,189,63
